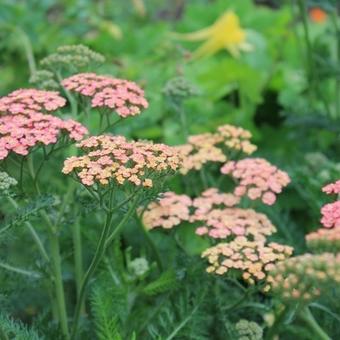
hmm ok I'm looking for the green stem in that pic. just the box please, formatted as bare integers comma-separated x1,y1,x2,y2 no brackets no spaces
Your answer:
72,216,85,315
71,211,114,339
0,261,41,278
265,306,290,340
6,196,50,264
299,307,331,340
49,230,70,339
16,28,36,76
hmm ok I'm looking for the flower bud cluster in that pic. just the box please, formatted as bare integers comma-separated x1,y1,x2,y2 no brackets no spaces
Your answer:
162,76,200,102
202,237,293,286
29,70,59,90
62,73,148,117
322,180,340,195
267,253,340,302
221,158,290,205
235,319,263,340
41,45,105,70
62,135,181,187
0,171,17,194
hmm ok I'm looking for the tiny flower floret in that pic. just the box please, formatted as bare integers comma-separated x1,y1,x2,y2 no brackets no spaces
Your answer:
62,135,181,187
0,89,66,115
202,237,293,286
62,73,148,117
0,113,87,160
221,158,290,205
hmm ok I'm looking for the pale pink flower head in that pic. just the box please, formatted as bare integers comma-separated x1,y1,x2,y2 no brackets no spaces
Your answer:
142,192,192,230
322,180,340,195
202,238,293,287
321,201,340,229
0,89,66,115
0,112,87,160
306,227,340,253
61,73,148,118
221,158,290,205
62,135,181,187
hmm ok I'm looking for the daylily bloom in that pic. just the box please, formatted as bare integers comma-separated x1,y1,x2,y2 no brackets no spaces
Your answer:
173,11,252,59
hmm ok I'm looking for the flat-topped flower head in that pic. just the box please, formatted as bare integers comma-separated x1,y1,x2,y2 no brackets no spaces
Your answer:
194,207,276,241
0,89,66,115
142,192,192,229
235,319,263,340
321,201,340,228
175,124,256,175
202,238,293,287
62,135,181,187
306,227,340,253
221,158,290,205
0,112,87,160
323,180,340,195
62,73,148,118
267,253,340,303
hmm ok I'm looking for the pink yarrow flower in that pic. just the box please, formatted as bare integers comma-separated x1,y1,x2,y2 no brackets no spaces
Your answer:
323,180,340,195
61,73,148,118
321,201,340,228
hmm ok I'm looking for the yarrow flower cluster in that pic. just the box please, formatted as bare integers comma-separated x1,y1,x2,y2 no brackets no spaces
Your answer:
162,76,200,103
175,124,256,174
267,253,340,303
41,45,105,70
322,180,340,195
0,89,66,115
234,319,263,340
62,73,148,117
221,158,290,205
29,70,59,90
62,135,181,187
0,171,17,194
194,207,276,241
202,237,293,287
306,227,340,253
0,89,87,160
0,112,87,160
142,192,192,229
320,201,340,228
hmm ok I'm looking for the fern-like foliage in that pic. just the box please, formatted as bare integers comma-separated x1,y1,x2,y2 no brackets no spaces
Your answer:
0,313,42,340
0,195,55,235
90,283,124,340
142,270,178,296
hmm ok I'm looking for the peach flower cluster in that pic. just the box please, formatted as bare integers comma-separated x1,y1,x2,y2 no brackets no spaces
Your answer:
0,89,66,115
306,227,340,253
175,125,256,175
202,237,293,287
61,73,148,117
62,135,181,187
143,192,192,229
323,180,340,195
195,207,276,241
221,158,290,205
267,253,340,302
321,201,340,228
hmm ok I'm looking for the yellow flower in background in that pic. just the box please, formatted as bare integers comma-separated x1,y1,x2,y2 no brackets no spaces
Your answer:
173,11,253,59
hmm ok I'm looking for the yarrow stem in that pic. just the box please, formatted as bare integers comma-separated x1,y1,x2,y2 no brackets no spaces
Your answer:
299,307,331,340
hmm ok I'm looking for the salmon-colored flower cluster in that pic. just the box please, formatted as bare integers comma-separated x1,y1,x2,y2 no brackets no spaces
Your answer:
267,253,340,302
195,207,276,241
142,192,192,229
221,158,290,205
321,201,340,229
306,227,340,253
175,125,256,175
62,73,148,117
0,89,66,115
0,112,87,159
202,237,293,287
62,135,181,187
322,180,340,195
